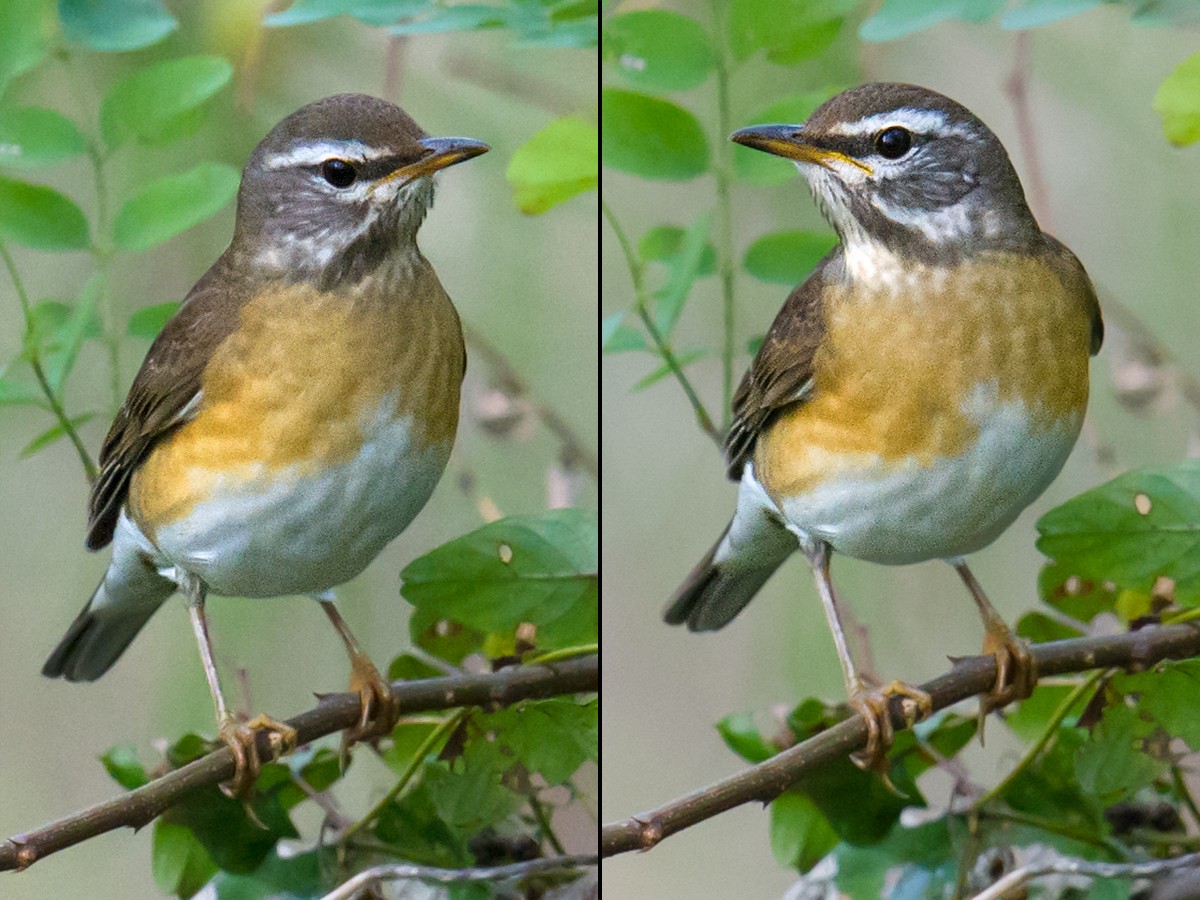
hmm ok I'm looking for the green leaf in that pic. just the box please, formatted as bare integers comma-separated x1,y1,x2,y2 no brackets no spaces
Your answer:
409,604,486,666
638,225,717,276
1118,659,1200,750
114,162,239,252
100,55,233,150
728,0,852,63
0,177,88,250
1036,461,1200,604
770,791,839,872
424,741,515,832
654,212,711,336
601,311,646,354
1075,703,1162,801
0,107,87,168
0,0,51,94
1001,0,1102,30
59,0,177,51
379,719,442,774
29,275,103,394
100,744,150,789
401,509,597,651
387,651,445,681
373,781,471,868
1004,682,1087,742
632,348,706,391
127,301,180,338
152,820,217,899
1036,559,1119,623
601,88,709,181
1015,610,1083,644
835,820,955,897
716,711,776,763
0,377,46,408
743,230,837,285
20,413,94,457
602,10,716,92
860,0,1006,41
506,115,597,215
265,0,426,27
732,91,838,185
1155,52,1200,147
206,848,325,899
388,4,508,34
484,697,597,784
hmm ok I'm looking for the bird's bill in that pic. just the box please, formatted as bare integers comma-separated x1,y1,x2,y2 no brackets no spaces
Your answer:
730,124,872,175
384,136,490,182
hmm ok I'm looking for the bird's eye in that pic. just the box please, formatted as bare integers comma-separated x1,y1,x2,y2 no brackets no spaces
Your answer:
874,126,912,160
320,159,357,188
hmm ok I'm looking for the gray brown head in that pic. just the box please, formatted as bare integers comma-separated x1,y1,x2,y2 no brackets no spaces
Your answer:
231,93,488,288
731,83,1040,264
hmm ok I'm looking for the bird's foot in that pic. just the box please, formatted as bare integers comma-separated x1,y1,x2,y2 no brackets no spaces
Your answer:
848,679,934,783
216,713,298,799
977,625,1038,739
340,651,399,766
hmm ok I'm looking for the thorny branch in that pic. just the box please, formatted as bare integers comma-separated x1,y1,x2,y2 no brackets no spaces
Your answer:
0,654,597,873
601,626,1200,857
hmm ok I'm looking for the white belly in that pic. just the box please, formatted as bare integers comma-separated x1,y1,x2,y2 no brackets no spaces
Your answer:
145,410,450,597
773,387,1083,564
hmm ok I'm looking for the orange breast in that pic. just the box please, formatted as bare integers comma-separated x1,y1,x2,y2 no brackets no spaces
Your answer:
755,251,1095,502
128,261,465,535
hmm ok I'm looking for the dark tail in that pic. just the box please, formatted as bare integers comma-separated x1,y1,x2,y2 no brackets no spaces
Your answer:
665,515,796,631
44,573,173,681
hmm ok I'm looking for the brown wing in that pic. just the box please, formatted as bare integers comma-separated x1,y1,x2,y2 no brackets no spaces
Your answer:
724,251,836,481
86,255,248,549
1042,234,1103,356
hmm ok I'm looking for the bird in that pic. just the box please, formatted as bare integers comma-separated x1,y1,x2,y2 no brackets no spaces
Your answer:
665,83,1103,769
42,93,489,791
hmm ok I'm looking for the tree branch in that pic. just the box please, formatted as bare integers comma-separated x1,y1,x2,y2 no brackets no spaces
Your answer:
320,853,599,900
601,626,1200,857
0,655,598,873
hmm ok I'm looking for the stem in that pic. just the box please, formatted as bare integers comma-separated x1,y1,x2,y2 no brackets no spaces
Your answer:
524,643,599,666
978,808,1129,857
0,239,98,482
601,199,721,445
340,709,466,843
1172,764,1200,831
529,793,567,855
977,669,1105,809
85,141,121,411
709,0,738,429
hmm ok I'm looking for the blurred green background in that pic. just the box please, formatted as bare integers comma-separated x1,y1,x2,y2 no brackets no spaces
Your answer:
602,2,1200,897
0,2,596,897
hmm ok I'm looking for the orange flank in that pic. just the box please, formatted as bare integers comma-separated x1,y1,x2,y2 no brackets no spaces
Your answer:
128,263,464,537
755,250,1096,501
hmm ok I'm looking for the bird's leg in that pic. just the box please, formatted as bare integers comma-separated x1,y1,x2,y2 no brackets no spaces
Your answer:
182,575,296,798
952,560,1037,733
804,541,932,774
319,600,398,762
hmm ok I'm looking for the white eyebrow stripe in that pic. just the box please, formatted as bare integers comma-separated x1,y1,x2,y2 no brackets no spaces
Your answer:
825,108,972,139
263,140,395,170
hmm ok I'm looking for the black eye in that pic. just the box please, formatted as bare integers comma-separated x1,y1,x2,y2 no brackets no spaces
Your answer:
874,126,912,160
320,159,357,188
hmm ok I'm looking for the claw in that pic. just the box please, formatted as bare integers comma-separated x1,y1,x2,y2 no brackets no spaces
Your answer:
847,679,933,784
977,627,1038,741
216,714,298,800
340,651,399,766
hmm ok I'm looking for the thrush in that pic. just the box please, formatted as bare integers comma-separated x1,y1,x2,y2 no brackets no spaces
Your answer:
666,83,1103,768
43,93,488,790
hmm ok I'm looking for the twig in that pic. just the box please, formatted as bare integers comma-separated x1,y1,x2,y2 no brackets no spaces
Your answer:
0,239,98,482
0,655,597,872
319,853,599,900
463,323,598,480
969,848,1200,900
1003,31,1052,229
601,626,1200,856
601,199,722,445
